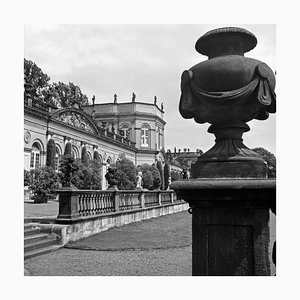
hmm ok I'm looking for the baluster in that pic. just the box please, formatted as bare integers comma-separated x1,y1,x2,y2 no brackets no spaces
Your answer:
78,195,83,215
83,195,87,216
86,194,90,215
103,194,107,213
92,194,96,215
89,194,93,214
95,194,99,215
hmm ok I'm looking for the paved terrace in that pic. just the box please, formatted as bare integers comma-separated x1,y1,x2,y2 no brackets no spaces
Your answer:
24,200,192,276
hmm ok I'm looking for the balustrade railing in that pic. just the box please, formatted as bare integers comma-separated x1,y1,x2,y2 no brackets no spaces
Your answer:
119,191,141,210
161,191,173,204
56,189,181,223
144,191,160,207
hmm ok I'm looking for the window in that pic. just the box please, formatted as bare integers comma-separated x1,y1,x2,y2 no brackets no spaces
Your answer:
120,124,130,139
30,142,41,169
141,125,149,147
71,147,78,159
54,146,61,172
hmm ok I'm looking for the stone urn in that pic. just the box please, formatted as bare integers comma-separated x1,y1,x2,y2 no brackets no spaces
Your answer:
179,27,276,178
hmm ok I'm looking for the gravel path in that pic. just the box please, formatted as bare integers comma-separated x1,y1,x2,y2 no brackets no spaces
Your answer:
25,211,192,276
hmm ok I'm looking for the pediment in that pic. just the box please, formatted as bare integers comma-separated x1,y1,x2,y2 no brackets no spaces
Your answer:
51,109,98,135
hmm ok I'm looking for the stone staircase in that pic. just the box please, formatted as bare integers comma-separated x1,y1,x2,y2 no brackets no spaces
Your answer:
24,220,62,260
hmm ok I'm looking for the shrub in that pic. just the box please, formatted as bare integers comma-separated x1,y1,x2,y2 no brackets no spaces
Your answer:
142,170,153,190
111,153,136,190
93,150,100,160
24,169,32,187
58,154,78,187
70,159,101,190
29,166,60,203
46,138,56,169
171,170,182,182
64,142,72,156
164,162,171,190
81,146,89,165
150,163,161,189
156,161,164,189
252,147,276,178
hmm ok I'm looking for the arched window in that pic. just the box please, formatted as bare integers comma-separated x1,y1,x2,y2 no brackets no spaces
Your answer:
54,146,61,172
71,147,78,159
30,142,41,169
120,123,130,139
87,152,92,163
141,124,150,147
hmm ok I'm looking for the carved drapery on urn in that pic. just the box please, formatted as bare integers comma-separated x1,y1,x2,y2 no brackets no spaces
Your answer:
179,27,276,178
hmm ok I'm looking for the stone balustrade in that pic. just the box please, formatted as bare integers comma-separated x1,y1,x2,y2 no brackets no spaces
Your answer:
56,189,180,224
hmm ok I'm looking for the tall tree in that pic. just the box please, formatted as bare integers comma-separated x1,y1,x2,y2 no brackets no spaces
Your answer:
51,81,89,108
64,142,72,156
114,153,136,190
150,163,161,190
142,170,153,190
81,146,89,166
156,161,164,189
46,139,56,169
164,162,171,190
252,147,276,178
24,58,50,100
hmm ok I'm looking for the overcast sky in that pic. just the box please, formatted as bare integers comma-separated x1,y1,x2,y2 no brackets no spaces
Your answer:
24,24,276,154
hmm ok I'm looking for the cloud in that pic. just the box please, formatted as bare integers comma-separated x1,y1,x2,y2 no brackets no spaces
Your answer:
24,24,276,154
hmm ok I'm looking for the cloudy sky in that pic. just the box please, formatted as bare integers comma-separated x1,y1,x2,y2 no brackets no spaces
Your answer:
24,24,276,154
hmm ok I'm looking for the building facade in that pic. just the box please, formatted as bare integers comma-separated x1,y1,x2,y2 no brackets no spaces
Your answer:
24,96,167,189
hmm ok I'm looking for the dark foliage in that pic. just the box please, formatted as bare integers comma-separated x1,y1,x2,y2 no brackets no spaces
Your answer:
252,147,276,178
64,142,72,156
46,139,56,169
142,170,154,190
81,146,89,166
150,163,161,189
24,169,32,187
164,162,171,190
29,166,60,203
112,153,137,190
156,161,164,189
171,170,183,182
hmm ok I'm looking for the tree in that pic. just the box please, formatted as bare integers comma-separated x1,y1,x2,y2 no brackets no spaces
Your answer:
93,150,100,161
156,161,164,189
24,58,50,101
29,166,60,203
164,162,171,190
81,146,89,165
171,170,183,182
64,142,72,156
113,153,136,190
46,138,56,169
50,81,89,108
24,169,32,187
142,170,153,190
252,147,276,178
150,163,161,190
60,158,101,190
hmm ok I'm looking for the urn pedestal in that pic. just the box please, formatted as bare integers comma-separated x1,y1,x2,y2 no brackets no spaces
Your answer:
171,27,276,276
172,179,275,275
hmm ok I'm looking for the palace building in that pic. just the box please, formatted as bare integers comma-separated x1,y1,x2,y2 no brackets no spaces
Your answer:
24,93,166,190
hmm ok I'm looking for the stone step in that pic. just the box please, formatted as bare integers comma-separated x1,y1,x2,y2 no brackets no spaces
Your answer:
24,236,58,253
24,244,63,260
24,233,49,245
24,227,40,236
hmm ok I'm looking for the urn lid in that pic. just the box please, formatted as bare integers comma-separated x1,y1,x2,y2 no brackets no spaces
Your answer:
195,27,257,58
